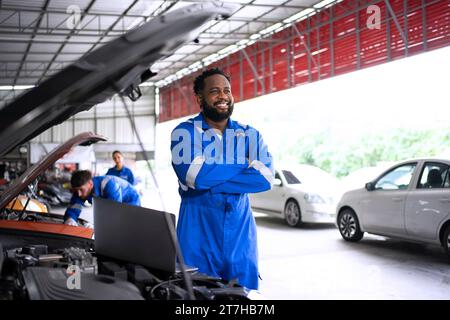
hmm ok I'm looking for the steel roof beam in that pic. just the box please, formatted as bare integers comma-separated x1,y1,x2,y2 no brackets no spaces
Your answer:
0,38,110,45
82,0,142,56
0,51,86,55
159,0,294,79
0,3,313,16
0,25,260,37
0,7,148,18
12,0,51,87
36,0,98,84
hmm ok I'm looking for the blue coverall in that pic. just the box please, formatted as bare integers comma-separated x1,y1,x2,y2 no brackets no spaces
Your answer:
106,165,135,185
171,112,274,290
64,175,141,222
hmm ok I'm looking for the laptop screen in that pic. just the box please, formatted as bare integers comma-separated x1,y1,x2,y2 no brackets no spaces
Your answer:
93,197,176,273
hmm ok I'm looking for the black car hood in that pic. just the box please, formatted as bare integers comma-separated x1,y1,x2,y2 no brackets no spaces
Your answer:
0,1,238,158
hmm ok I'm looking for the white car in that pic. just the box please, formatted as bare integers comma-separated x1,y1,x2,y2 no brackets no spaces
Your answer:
336,158,450,258
250,164,341,227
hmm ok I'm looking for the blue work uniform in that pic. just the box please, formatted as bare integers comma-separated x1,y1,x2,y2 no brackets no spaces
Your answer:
171,113,274,290
106,165,135,185
64,175,141,222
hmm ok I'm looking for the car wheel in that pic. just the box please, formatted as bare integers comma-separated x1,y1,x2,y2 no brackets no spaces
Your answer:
443,225,450,259
284,199,302,227
338,209,364,242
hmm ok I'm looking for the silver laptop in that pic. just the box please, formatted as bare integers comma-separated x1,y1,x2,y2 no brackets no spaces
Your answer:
93,197,177,273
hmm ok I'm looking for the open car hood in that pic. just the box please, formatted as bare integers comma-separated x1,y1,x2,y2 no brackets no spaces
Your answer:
0,132,106,209
0,1,238,158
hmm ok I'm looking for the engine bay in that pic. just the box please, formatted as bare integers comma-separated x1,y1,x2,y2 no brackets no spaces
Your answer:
0,236,250,300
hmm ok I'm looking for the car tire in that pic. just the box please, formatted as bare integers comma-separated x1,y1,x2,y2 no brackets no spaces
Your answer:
443,225,450,259
338,208,364,242
284,199,302,228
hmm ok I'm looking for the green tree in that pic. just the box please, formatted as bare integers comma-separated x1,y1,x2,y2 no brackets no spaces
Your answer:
286,127,450,178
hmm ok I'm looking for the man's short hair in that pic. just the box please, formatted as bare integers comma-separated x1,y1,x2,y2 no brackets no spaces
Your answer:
193,68,231,95
112,150,122,157
71,170,92,188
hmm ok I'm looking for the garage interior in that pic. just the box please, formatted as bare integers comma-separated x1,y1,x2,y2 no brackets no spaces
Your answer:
0,0,449,300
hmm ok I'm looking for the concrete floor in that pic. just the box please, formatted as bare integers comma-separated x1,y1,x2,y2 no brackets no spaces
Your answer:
53,200,450,300
254,212,450,300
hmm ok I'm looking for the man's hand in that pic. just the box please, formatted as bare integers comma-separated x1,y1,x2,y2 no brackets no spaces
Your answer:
64,217,78,226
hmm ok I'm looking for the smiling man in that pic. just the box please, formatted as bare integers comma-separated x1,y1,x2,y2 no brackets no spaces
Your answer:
170,68,274,290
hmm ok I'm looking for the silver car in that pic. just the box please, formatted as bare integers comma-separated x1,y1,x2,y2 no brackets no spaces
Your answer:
336,158,450,258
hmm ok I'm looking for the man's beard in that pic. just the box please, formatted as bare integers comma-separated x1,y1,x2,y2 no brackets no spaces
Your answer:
201,99,234,122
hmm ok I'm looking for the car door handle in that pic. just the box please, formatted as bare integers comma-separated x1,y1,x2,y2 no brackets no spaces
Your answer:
392,198,403,202
439,198,450,203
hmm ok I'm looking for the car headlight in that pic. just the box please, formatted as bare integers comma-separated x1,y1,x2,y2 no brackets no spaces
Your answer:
304,193,326,204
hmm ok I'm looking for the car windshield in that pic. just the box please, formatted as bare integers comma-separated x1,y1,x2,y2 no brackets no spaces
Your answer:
282,165,339,187
340,164,392,192
375,163,416,190
282,170,301,184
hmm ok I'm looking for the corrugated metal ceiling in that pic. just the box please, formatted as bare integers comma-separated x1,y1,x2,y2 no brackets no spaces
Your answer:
0,0,330,89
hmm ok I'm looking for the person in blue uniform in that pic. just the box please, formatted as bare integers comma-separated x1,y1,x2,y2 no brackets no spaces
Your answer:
106,150,135,185
64,170,141,226
170,68,274,290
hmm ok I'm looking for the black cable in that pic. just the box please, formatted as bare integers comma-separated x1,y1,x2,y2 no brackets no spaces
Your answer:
116,90,195,300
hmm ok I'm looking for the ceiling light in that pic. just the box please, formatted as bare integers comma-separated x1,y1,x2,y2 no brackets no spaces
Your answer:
0,85,35,90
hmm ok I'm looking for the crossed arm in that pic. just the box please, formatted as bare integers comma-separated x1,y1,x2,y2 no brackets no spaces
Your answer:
171,123,274,194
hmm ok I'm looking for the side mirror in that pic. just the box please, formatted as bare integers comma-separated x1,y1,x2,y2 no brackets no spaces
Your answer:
365,182,375,191
273,178,282,187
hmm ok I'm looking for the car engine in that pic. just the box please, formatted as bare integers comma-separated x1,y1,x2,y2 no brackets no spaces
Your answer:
0,242,250,300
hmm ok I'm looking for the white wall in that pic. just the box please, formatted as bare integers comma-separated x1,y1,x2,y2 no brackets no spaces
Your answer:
32,86,156,150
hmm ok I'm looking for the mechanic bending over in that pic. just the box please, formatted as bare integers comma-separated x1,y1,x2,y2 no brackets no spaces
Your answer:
106,150,136,185
171,68,274,290
64,170,141,226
